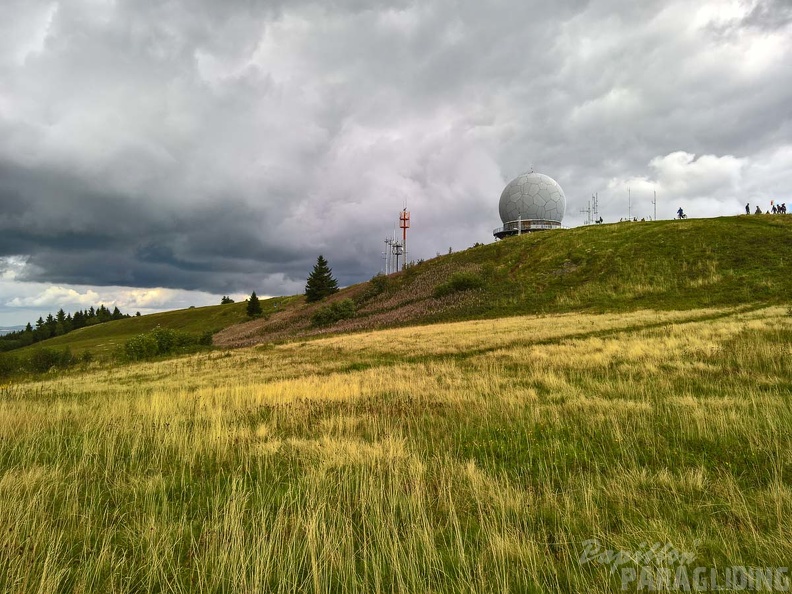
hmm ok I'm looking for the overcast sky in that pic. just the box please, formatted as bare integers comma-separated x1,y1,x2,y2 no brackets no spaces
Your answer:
1,0,790,325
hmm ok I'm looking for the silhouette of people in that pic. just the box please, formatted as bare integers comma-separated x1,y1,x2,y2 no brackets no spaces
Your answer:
745,203,750,215
677,207,686,219
772,204,778,214
755,206,762,214
596,217,603,224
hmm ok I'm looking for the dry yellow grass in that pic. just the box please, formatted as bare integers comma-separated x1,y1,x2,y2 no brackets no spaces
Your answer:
0,306,790,592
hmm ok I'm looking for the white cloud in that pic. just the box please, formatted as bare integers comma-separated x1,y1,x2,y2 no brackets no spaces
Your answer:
648,152,745,198
7,286,101,308
598,146,790,221
0,278,238,325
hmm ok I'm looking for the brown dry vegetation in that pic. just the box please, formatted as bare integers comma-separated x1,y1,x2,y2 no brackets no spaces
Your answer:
212,262,488,348
214,216,792,349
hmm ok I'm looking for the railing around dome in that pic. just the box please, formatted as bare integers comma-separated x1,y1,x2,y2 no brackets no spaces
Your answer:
493,219,562,237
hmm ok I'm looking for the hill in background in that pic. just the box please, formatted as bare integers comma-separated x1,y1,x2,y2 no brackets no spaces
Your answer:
215,216,792,347
8,215,791,356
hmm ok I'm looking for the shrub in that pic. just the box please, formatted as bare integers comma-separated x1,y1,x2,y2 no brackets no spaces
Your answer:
28,348,76,373
124,333,159,361
0,353,19,378
124,326,201,361
369,273,390,294
150,326,179,353
433,271,485,298
357,274,390,304
311,299,356,327
401,262,420,282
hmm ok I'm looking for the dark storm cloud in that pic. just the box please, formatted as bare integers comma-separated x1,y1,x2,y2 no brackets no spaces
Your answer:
0,159,308,293
0,0,790,305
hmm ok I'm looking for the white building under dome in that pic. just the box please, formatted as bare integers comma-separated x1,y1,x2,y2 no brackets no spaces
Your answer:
493,171,566,239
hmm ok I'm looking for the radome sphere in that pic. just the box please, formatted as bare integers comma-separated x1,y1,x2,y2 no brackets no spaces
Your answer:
498,172,566,225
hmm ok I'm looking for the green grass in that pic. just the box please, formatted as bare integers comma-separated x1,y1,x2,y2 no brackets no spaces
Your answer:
1,216,789,591
16,215,792,353
0,306,789,592
13,296,294,357
216,215,792,347
421,215,792,316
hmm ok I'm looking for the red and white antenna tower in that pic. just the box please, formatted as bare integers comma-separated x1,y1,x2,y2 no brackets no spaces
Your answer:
399,208,410,271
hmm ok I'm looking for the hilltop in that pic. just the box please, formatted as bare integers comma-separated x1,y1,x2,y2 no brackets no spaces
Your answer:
215,215,792,347
7,215,791,357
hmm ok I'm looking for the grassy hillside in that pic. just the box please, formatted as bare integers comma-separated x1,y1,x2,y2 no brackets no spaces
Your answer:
216,215,792,347
14,215,791,354
13,296,294,357
1,306,789,591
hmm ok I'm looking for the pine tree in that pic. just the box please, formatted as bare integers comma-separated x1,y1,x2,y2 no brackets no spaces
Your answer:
246,291,262,317
305,255,339,303
97,305,111,323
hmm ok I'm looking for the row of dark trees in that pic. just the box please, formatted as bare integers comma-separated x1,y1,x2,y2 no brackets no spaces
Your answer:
0,305,133,352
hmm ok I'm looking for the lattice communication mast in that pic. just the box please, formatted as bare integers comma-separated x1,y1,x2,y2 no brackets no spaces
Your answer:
399,208,410,271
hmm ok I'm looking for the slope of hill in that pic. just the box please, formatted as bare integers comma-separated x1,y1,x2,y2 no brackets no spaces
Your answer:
215,216,792,347
11,297,294,356
11,215,791,356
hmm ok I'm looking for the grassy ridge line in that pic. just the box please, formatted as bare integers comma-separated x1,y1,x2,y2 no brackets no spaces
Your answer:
215,216,792,347
15,215,792,354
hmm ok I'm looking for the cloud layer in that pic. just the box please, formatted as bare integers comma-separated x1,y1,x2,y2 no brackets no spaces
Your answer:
1,0,790,322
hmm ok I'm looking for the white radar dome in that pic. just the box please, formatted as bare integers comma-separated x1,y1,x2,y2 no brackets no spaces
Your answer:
498,172,566,224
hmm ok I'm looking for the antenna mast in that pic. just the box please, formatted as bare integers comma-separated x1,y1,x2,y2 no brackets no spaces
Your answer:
580,201,592,225
652,190,657,221
628,187,632,220
581,193,599,225
399,208,410,271
384,237,393,275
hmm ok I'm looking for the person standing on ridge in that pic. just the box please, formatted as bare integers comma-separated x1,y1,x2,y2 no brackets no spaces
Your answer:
745,203,750,215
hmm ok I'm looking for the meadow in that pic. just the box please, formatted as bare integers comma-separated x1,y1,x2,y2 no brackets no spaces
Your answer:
1,304,790,592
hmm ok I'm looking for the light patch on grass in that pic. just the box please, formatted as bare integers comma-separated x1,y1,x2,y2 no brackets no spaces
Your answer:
286,436,410,467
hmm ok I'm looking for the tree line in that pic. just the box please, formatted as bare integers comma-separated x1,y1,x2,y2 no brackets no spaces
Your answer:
0,305,133,352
